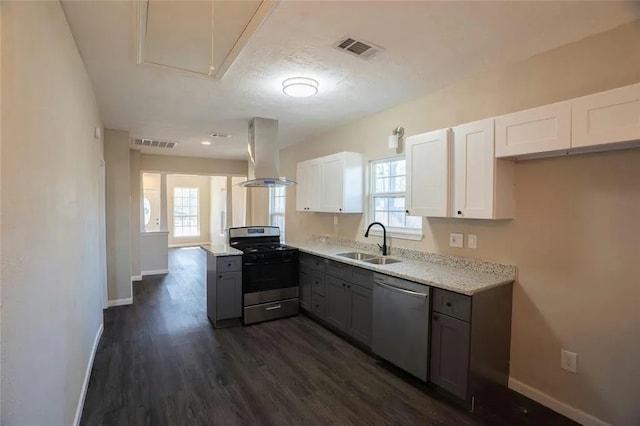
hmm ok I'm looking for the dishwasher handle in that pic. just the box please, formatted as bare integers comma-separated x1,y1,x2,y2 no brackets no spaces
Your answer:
374,281,428,299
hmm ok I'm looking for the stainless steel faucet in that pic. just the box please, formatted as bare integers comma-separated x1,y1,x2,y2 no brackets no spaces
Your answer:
364,222,388,256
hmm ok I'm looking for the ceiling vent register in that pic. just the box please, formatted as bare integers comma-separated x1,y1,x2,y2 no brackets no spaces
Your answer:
133,138,177,149
334,36,384,60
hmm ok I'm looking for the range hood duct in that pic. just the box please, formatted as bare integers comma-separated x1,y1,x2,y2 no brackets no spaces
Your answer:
240,117,296,188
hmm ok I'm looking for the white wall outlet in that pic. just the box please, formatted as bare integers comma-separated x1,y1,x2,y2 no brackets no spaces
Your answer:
449,233,463,248
468,234,477,249
333,215,338,225
561,349,578,373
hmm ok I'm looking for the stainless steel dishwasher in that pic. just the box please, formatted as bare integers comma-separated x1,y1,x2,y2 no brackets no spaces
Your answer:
372,273,430,381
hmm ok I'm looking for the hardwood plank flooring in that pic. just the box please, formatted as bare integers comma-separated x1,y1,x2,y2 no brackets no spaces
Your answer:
81,247,576,426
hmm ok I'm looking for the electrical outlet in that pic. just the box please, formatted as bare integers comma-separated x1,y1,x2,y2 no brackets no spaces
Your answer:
561,349,577,373
333,215,338,225
449,233,463,248
468,234,477,249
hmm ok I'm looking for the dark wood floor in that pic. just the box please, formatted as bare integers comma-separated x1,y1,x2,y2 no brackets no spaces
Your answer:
81,248,577,426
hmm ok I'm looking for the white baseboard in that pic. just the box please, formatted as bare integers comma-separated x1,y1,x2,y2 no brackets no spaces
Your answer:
141,269,169,276
508,377,610,426
131,275,142,282
168,242,207,248
107,298,133,307
73,323,104,426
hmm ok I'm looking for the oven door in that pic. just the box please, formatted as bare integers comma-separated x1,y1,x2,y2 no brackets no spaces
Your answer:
242,255,299,296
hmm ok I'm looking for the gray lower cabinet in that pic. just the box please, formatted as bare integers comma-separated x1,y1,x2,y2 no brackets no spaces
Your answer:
325,275,349,330
429,286,513,408
430,311,470,399
206,252,242,327
299,267,313,310
299,253,374,348
346,283,373,346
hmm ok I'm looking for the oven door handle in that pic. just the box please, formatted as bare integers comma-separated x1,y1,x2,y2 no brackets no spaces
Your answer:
243,258,296,267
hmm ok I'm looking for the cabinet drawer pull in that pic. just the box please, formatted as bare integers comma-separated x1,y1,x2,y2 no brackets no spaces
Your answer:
446,302,452,307
265,304,282,311
218,275,222,279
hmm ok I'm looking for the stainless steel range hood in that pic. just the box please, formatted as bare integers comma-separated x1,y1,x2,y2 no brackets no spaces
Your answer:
240,117,296,188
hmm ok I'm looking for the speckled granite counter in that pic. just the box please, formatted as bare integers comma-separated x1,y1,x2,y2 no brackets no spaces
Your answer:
287,240,515,296
200,244,242,257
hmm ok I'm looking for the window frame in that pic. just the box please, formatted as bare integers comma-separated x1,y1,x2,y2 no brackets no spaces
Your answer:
269,185,286,242
173,186,200,238
367,156,423,241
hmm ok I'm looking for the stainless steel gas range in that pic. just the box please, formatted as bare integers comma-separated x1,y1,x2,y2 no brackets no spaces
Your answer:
228,226,299,325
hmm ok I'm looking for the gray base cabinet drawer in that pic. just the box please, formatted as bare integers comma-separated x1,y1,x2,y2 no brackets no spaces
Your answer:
300,253,326,272
310,270,325,295
351,267,373,290
217,256,242,273
433,288,471,322
299,267,313,311
311,293,325,317
325,259,351,281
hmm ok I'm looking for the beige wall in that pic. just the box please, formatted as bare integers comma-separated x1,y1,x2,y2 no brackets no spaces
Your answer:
141,153,247,176
280,20,640,425
1,2,104,424
104,129,132,302
130,150,141,278
167,174,212,246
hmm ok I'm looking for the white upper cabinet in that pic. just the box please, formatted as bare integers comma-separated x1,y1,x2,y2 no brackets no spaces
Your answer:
495,101,571,158
571,82,640,149
405,129,451,217
296,160,321,212
296,152,363,213
453,119,514,219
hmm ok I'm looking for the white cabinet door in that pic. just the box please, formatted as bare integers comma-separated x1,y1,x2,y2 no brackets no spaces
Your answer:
495,101,571,158
453,119,496,219
320,156,345,212
405,129,451,217
571,82,640,148
296,160,320,211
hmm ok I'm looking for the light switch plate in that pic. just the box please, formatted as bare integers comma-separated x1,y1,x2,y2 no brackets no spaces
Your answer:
449,233,463,248
468,234,477,249
561,349,577,373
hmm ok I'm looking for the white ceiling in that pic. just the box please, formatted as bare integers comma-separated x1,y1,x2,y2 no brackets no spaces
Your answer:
61,1,640,160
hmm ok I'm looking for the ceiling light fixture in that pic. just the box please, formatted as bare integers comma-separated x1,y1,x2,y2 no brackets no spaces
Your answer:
201,141,212,145
388,126,404,150
282,77,319,97
209,132,232,138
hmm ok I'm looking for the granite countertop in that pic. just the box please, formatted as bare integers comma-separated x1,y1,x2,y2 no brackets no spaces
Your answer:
200,244,242,257
287,240,514,296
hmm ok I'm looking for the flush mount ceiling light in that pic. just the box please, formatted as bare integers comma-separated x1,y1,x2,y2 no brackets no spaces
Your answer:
201,141,212,145
282,77,319,97
209,131,232,138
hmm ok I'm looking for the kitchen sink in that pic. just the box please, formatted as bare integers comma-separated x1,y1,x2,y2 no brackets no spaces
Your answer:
336,252,378,261
361,257,402,265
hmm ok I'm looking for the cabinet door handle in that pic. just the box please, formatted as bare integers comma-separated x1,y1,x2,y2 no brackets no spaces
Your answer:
446,302,452,307
457,210,463,216
339,208,342,211
228,263,232,267
218,275,222,279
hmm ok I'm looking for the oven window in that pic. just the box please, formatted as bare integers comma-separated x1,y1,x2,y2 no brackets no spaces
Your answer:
243,257,298,294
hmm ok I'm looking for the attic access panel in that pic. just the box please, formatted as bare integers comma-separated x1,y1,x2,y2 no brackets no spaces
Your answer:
137,0,275,79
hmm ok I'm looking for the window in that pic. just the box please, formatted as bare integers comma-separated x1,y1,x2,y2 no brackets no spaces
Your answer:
269,185,286,241
173,187,200,237
370,157,422,238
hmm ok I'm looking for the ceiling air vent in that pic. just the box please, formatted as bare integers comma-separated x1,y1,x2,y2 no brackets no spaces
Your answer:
132,138,177,149
334,36,384,60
